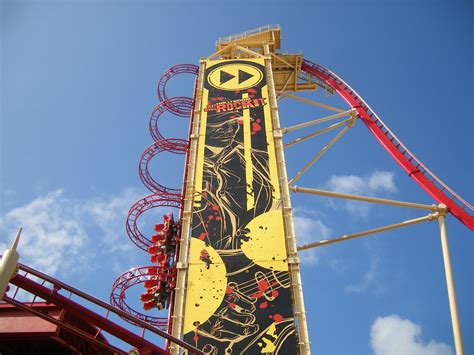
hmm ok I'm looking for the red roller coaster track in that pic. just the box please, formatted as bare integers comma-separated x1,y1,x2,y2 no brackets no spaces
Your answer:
139,139,187,194
5,263,202,354
149,97,193,142
112,63,199,339
110,266,171,329
157,64,199,116
302,59,474,231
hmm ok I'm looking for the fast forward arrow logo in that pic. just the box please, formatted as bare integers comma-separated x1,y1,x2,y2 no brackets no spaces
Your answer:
220,69,254,85
209,63,263,90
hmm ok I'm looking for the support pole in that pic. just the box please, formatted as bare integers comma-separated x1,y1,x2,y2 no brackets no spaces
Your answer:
288,123,353,185
438,211,464,355
170,62,206,354
282,109,355,134
290,185,436,211
297,213,435,250
284,118,354,148
235,45,265,58
281,92,345,113
264,43,311,354
0,227,21,299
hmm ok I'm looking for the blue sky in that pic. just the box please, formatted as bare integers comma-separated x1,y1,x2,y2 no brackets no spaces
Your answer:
1,1,472,354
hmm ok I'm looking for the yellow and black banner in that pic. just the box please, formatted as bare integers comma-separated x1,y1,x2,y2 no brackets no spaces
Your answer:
183,59,298,354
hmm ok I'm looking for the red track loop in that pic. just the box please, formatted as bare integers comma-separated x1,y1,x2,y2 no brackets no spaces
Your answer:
110,266,169,330
126,193,182,251
302,59,474,230
157,64,198,116
149,97,194,141
139,139,187,193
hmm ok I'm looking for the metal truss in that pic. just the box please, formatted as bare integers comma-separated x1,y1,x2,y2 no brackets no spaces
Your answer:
2,263,202,354
291,184,464,354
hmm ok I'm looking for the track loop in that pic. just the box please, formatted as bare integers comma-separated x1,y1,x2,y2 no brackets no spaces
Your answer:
157,64,198,116
139,139,187,193
126,192,182,251
149,97,194,141
110,266,169,330
113,63,198,327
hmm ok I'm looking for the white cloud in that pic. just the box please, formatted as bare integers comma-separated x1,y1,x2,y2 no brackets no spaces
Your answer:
368,171,397,193
0,188,142,278
326,174,366,195
324,170,397,217
83,188,140,251
293,209,331,265
326,170,396,195
345,253,380,294
370,315,453,355
0,190,88,276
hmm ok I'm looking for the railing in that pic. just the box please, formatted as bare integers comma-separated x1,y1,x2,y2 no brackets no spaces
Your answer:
216,24,280,46
5,263,203,354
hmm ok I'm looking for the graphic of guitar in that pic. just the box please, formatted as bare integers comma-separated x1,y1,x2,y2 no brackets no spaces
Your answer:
183,210,294,353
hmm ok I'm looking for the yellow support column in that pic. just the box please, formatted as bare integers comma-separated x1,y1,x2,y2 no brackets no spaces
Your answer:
170,61,206,354
263,43,311,354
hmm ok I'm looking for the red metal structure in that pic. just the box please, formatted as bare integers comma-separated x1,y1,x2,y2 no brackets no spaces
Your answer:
2,263,201,354
110,64,199,339
0,302,117,354
301,59,473,231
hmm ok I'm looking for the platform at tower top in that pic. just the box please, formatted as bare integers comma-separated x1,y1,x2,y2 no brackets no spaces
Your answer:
216,24,281,52
213,25,317,93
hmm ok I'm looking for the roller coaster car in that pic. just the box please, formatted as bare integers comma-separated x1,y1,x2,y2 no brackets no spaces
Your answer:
140,213,181,311
150,213,179,251
141,281,174,311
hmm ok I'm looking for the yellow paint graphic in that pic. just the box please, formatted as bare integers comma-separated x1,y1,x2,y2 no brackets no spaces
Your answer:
183,58,296,352
242,93,255,212
262,85,280,201
194,88,208,207
183,238,227,334
260,323,277,353
241,209,288,271
208,63,263,91
240,319,295,354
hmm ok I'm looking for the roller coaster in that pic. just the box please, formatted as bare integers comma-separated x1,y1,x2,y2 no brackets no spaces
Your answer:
1,25,471,355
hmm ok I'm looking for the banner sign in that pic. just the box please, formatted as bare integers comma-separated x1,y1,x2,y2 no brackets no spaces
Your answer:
183,58,298,354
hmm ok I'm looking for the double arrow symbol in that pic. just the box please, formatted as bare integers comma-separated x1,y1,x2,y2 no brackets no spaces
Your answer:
220,69,254,85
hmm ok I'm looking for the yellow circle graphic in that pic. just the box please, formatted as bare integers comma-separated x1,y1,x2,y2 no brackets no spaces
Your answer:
208,63,263,91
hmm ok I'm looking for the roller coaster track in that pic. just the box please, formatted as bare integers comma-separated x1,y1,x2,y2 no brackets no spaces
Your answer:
126,192,182,251
302,59,474,231
110,266,170,329
113,64,199,337
6,263,202,354
139,139,187,194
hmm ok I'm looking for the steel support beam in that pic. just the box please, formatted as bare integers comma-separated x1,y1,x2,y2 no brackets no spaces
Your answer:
288,124,353,185
264,44,311,354
235,45,265,58
281,92,345,113
283,109,355,134
284,118,354,148
170,61,206,354
438,213,464,355
290,185,436,211
297,213,437,250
